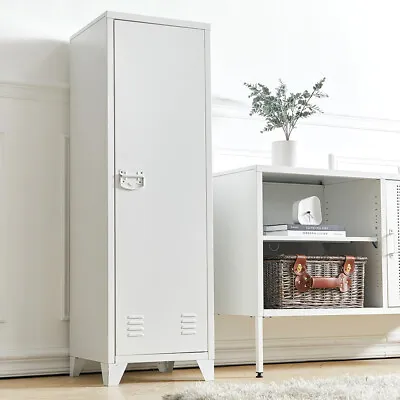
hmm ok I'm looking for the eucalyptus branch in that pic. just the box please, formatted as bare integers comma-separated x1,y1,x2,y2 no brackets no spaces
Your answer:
244,78,328,140
279,100,290,139
288,88,317,137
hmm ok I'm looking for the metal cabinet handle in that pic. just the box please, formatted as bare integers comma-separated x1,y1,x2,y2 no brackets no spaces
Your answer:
119,170,145,190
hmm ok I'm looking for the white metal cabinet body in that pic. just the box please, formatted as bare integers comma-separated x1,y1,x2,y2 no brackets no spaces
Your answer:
69,12,214,386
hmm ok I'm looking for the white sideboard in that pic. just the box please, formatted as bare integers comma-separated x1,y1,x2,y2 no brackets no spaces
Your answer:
213,164,400,377
69,11,214,386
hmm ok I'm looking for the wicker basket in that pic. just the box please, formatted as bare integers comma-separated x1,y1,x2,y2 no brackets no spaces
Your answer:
263,255,366,309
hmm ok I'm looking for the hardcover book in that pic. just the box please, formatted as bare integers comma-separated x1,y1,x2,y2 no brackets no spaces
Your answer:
263,224,345,232
263,230,346,237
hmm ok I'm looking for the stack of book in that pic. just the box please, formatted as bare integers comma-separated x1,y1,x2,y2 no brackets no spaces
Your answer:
263,224,346,237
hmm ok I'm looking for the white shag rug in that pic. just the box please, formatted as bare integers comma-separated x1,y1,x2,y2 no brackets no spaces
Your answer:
163,374,400,400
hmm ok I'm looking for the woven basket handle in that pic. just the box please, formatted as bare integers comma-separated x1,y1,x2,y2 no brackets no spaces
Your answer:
295,273,351,293
293,255,355,293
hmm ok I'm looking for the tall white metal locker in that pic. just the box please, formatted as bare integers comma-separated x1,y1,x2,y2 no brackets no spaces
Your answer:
69,11,214,386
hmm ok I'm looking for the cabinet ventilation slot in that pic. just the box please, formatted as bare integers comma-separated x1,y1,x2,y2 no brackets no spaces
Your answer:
126,315,144,337
181,313,197,335
397,185,400,298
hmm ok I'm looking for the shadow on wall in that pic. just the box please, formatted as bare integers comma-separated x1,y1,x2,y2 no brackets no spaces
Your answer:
0,38,69,86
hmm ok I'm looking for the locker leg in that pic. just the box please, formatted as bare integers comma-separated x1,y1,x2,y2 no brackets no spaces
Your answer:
100,363,127,386
197,359,214,381
70,356,85,377
157,361,174,373
256,316,264,378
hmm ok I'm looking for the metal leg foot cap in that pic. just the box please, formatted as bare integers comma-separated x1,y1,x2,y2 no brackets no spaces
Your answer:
256,372,263,378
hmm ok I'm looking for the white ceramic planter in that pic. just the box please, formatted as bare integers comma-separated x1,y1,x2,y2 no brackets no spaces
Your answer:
271,140,298,167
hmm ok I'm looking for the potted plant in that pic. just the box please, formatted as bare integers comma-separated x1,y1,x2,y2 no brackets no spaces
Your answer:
244,77,328,166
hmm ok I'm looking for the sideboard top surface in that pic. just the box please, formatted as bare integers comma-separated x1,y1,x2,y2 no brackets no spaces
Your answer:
213,165,400,185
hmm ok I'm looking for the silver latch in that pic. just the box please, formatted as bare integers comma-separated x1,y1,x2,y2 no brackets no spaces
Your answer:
119,170,145,190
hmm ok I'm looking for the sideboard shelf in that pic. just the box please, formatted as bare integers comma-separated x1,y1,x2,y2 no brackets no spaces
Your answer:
263,236,378,243
213,164,400,378
263,307,400,318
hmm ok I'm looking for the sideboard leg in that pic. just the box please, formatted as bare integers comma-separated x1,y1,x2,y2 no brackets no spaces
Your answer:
255,316,264,378
157,361,175,373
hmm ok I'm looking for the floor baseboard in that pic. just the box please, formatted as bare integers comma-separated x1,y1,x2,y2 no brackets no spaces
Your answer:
1,336,399,377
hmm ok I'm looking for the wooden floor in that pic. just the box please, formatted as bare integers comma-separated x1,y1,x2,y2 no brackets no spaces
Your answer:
1,359,400,399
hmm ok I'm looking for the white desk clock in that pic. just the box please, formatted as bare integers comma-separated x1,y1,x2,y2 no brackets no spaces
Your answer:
293,195,323,225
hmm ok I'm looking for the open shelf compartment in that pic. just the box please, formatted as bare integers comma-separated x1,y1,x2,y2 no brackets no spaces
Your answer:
262,174,384,310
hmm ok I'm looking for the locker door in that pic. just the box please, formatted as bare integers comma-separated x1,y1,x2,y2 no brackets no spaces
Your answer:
386,180,400,307
114,20,208,356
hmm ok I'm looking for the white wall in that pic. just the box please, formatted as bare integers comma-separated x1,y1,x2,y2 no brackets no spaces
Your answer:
2,0,400,376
